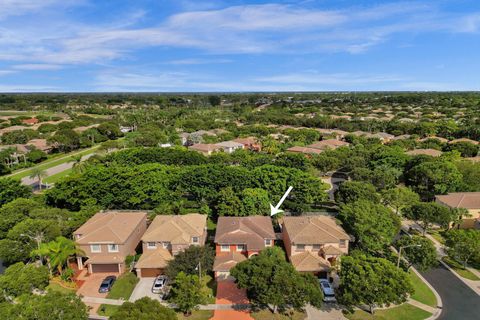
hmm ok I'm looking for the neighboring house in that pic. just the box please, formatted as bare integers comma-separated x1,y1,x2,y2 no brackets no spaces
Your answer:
215,141,244,154
189,130,216,144
26,139,52,153
307,139,349,150
120,125,136,133
188,143,222,156
435,192,480,229
418,136,449,143
286,146,324,155
21,118,39,125
406,148,442,157
135,213,207,277
449,138,479,145
74,211,147,274
282,216,350,278
213,216,275,280
232,136,261,151
371,132,395,142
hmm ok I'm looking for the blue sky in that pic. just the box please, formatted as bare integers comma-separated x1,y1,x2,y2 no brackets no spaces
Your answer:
0,0,479,92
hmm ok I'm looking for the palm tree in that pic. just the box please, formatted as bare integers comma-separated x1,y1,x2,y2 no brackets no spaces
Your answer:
71,155,86,173
32,236,84,275
29,167,47,189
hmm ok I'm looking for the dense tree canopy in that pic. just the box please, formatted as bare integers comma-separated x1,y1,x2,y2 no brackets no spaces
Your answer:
0,178,31,207
395,235,437,271
444,229,480,268
165,245,214,279
110,297,176,320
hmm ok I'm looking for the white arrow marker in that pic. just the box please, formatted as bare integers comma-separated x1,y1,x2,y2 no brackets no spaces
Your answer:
270,186,293,216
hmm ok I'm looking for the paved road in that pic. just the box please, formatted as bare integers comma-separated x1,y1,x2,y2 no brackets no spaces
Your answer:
21,153,94,186
422,264,480,320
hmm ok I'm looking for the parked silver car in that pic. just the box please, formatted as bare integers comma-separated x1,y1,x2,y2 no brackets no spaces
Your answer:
152,275,168,294
319,279,336,302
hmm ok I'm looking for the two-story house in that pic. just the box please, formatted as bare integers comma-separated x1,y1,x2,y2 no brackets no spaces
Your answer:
74,211,147,274
135,214,207,277
213,216,275,280
282,216,350,278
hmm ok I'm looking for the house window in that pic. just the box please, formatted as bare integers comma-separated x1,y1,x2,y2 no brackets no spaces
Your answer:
147,242,156,249
296,244,305,251
220,245,230,252
312,244,321,250
90,244,101,253
236,245,246,252
192,237,199,244
162,242,170,249
108,244,119,252
264,239,271,246
339,240,347,248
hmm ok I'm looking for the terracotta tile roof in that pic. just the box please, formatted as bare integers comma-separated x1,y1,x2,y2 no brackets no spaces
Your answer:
135,248,173,269
286,146,324,154
213,252,247,272
74,211,147,245
321,245,344,255
188,143,222,153
26,139,50,152
21,118,38,125
232,137,258,146
449,138,479,145
215,141,244,148
289,251,331,272
307,139,349,150
85,254,124,265
141,214,206,244
215,216,275,251
419,136,448,143
282,216,349,244
406,148,442,157
436,192,480,209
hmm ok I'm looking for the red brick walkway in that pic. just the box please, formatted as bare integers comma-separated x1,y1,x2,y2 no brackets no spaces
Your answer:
210,280,253,320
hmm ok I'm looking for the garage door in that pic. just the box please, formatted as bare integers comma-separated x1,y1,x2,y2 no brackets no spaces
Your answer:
91,264,119,273
140,268,163,277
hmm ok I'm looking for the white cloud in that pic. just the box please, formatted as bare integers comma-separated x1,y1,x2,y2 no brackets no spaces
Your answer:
0,84,59,92
167,58,232,65
0,70,16,76
13,64,64,70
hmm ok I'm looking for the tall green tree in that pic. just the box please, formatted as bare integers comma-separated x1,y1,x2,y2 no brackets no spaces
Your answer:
230,247,323,313
444,229,480,268
338,200,400,252
240,188,270,216
165,245,214,279
29,167,47,189
403,202,454,235
215,186,244,216
0,262,49,299
31,236,84,275
170,272,207,315
382,187,420,215
0,178,31,207
335,181,380,204
110,297,176,320
395,235,438,271
338,254,413,314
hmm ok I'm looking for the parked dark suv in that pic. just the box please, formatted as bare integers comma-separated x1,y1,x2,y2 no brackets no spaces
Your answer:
98,276,116,293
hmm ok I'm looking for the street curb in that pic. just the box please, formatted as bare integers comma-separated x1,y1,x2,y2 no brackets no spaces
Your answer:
410,266,443,320
439,260,480,296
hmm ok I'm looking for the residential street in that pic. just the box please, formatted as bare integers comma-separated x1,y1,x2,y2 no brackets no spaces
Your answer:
422,264,480,320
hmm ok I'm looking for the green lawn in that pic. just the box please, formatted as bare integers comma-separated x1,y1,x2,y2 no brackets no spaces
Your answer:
6,145,100,180
177,310,214,320
97,304,119,317
428,230,446,244
344,304,431,320
409,271,437,307
106,272,139,300
43,168,73,184
46,281,77,294
252,310,307,320
442,257,480,281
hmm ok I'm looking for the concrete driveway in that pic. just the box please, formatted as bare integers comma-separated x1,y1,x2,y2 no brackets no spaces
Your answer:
129,277,162,302
77,272,118,298
306,304,346,320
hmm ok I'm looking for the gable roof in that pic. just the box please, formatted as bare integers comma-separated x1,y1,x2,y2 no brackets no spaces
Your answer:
142,214,206,244
406,148,442,157
74,211,147,244
286,146,324,154
449,138,479,145
213,252,247,272
307,139,349,150
289,251,331,272
436,192,480,209
135,248,173,269
283,216,349,244
215,141,244,148
232,137,258,145
189,143,222,153
215,216,275,251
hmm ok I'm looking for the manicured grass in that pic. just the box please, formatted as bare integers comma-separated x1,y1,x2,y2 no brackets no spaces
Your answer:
97,304,119,317
6,145,100,180
442,257,480,281
106,272,139,300
344,304,431,320
409,271,437,307
43,168,73,184
428,230,446,244
46,281,77,294
177,310,214,320
252,309,307,320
